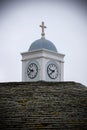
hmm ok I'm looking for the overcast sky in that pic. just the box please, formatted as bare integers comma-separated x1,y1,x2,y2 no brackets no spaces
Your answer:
0,0,87,86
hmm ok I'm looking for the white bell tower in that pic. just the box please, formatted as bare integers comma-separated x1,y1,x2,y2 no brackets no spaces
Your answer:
21,22,65,82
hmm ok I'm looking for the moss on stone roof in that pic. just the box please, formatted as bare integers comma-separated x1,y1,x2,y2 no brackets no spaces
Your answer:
0,81,87,130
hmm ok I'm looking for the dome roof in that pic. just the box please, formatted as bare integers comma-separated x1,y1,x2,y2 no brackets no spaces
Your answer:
28,38,57,52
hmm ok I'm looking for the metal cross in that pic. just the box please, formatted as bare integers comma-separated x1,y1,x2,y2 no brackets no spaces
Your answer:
40,21,47,38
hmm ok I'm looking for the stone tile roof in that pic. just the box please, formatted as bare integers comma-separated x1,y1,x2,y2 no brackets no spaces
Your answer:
0,82,87,130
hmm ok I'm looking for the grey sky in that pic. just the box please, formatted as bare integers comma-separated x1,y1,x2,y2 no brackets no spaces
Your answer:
0,0,87,86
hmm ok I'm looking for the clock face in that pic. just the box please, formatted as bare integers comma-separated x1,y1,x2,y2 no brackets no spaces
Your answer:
47,64,58,79
27,63,38,79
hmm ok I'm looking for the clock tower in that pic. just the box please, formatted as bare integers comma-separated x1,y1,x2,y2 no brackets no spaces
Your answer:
21,22,65,82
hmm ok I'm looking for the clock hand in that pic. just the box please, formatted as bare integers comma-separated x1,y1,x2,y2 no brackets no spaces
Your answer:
50,70,55,75
28,68,34,72
49,68,53,71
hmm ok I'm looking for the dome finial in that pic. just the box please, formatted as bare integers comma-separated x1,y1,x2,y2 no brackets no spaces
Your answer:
40,21,47,38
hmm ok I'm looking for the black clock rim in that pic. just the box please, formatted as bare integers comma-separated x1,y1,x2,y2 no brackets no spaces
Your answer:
47,63,58,79
27,63,38,79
